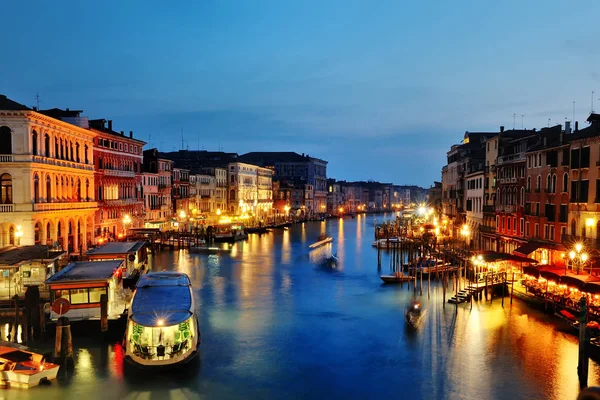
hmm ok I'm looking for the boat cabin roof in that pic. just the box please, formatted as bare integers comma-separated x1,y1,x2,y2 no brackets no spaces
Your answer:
86,241,146,256
45,260,124,285
131,272,193,327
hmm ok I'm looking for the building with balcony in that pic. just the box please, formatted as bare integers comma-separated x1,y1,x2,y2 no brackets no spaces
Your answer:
142,172,160,225
480,135,499,251
520,125,568,264
190,172,216,213
0,95,97,252
566,115,600,255
89,119,145,241
172,167,191,215
227,162,273,220
494,128,537,254
143,149,173,228
465,169,484,249
238,152,328,217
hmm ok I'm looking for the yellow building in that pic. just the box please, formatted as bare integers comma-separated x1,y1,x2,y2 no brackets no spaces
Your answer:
0,95,97,252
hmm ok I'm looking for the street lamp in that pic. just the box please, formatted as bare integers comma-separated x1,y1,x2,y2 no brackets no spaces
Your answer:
122,215,131,238
568,243,589,275
15,225,23,246
284,205,290,221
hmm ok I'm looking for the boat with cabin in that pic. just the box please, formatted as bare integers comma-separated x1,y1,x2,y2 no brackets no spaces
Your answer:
213,223,248,242
124,271,200,367
380,272,412,284
309,234,333,249
45,260,131,322
0,346,60,388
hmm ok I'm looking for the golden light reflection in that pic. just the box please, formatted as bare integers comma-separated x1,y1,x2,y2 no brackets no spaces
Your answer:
282,229,291,264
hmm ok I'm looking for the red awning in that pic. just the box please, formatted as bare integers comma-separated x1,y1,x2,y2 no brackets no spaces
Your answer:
513,242,542,257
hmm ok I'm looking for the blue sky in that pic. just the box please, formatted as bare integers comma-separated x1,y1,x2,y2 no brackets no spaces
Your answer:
2,1,599,185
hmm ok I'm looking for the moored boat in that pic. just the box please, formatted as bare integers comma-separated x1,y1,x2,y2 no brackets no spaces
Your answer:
405,300,424,329
213,223,248,242
380,272,412,284
0,347,60,388
309,234,333,249
124,272,200,367
189,245,232,254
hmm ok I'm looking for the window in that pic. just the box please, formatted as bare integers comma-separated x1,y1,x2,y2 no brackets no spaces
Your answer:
507,218,511,231
536,175,541,190
0,174,12,204
31,130,38,156
527,176,531,190
571,148,580,169
33,174,39,203
89,287,106,303
582,147,591,168
563,173,569,193
0,126,12,154
544,224,549,240
552,174,557,193
538,153,542,166
550,226,555,241
46,176,51,202
70,288,89,305
546,174,551,192
535,223,539,238
559,205,568,223
520,218,524,236
44,134,50,157
526,221,530,236
580,180,590,203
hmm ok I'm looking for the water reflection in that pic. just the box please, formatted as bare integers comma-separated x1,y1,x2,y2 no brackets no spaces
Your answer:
20,214,600,400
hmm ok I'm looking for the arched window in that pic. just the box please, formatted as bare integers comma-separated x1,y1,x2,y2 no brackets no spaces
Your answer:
98,156,103,169
536,175,541,190
552,174,557,193
76,179,81,201
0,173,12,204
563,173,569,193
45,134,50,157
546,174,551,192
34,222,42,245
32,130,38,156
0,126,12,154
33,173,40,203
57,221,62,239
538,153,542,166
46,222,51,240
571,219,577,236
46,175,51,202
75,142,80,163
230,189,236,200
527,176,531,190
520,187,525,205
84,144,89,164
85,179,89,201
69,141,74,161
60,138,64,159
54,137,59,159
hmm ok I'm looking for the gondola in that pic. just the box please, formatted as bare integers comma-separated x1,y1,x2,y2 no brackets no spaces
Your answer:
405,300,424,329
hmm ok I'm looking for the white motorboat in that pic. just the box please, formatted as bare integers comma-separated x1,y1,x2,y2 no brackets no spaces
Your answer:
0,347,60,388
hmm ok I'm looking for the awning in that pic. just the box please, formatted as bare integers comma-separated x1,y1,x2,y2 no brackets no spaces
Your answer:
513,242,542,257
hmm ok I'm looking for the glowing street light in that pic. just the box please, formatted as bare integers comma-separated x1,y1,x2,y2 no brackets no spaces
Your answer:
122,215,132,237
569,243,589,275
15,225,23,246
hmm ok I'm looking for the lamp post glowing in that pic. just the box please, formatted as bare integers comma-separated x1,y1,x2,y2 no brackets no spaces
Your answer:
284,205,290,221
569,243,589,275
15,225,23,246
122,215,131,238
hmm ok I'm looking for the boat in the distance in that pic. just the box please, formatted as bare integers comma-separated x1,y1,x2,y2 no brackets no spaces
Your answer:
0,346,60,388
189,245,232,254
309,234,333,249
213,223,248,242
380,272,412,284
405,300,425,329
124,272,200,367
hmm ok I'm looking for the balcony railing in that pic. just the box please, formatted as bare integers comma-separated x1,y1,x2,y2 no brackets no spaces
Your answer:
497,153,526,164
482,205,495,213
0,204,14,212
32,155,94,171
33,201,98,211
103,169,136,177
0,155,13,162
561,234,600,250
103,199,142,206
497,204,516,213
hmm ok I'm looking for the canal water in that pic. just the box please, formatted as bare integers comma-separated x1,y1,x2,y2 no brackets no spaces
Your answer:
13,214,600,399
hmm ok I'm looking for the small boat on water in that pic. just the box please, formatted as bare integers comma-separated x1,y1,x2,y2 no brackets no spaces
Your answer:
405,300,425,329
189,245,232,254
380,272,412,284
309,234,333,249
245,227,271,234
0,347,60,388
214,223,248,242
124,272,200,367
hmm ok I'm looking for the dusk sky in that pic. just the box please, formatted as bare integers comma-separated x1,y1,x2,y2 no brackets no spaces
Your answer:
2,1,599,185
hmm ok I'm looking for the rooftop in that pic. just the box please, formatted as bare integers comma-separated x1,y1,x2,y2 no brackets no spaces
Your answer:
239,151,328,165
87,242,146,256
0,246,65,267
45,260,124,284
131,272,193,326
0,95,31,111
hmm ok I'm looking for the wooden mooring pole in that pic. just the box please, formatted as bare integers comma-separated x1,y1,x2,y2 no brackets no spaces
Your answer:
578,296,589,388
510,271,515,304
54,316,74,368
100,294,108,333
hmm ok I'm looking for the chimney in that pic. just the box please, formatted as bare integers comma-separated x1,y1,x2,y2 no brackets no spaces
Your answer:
108,120,113,131
120,130,124,136
500,126,505,132
129,130,133,138
565,121,571,134
576,121,579,132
